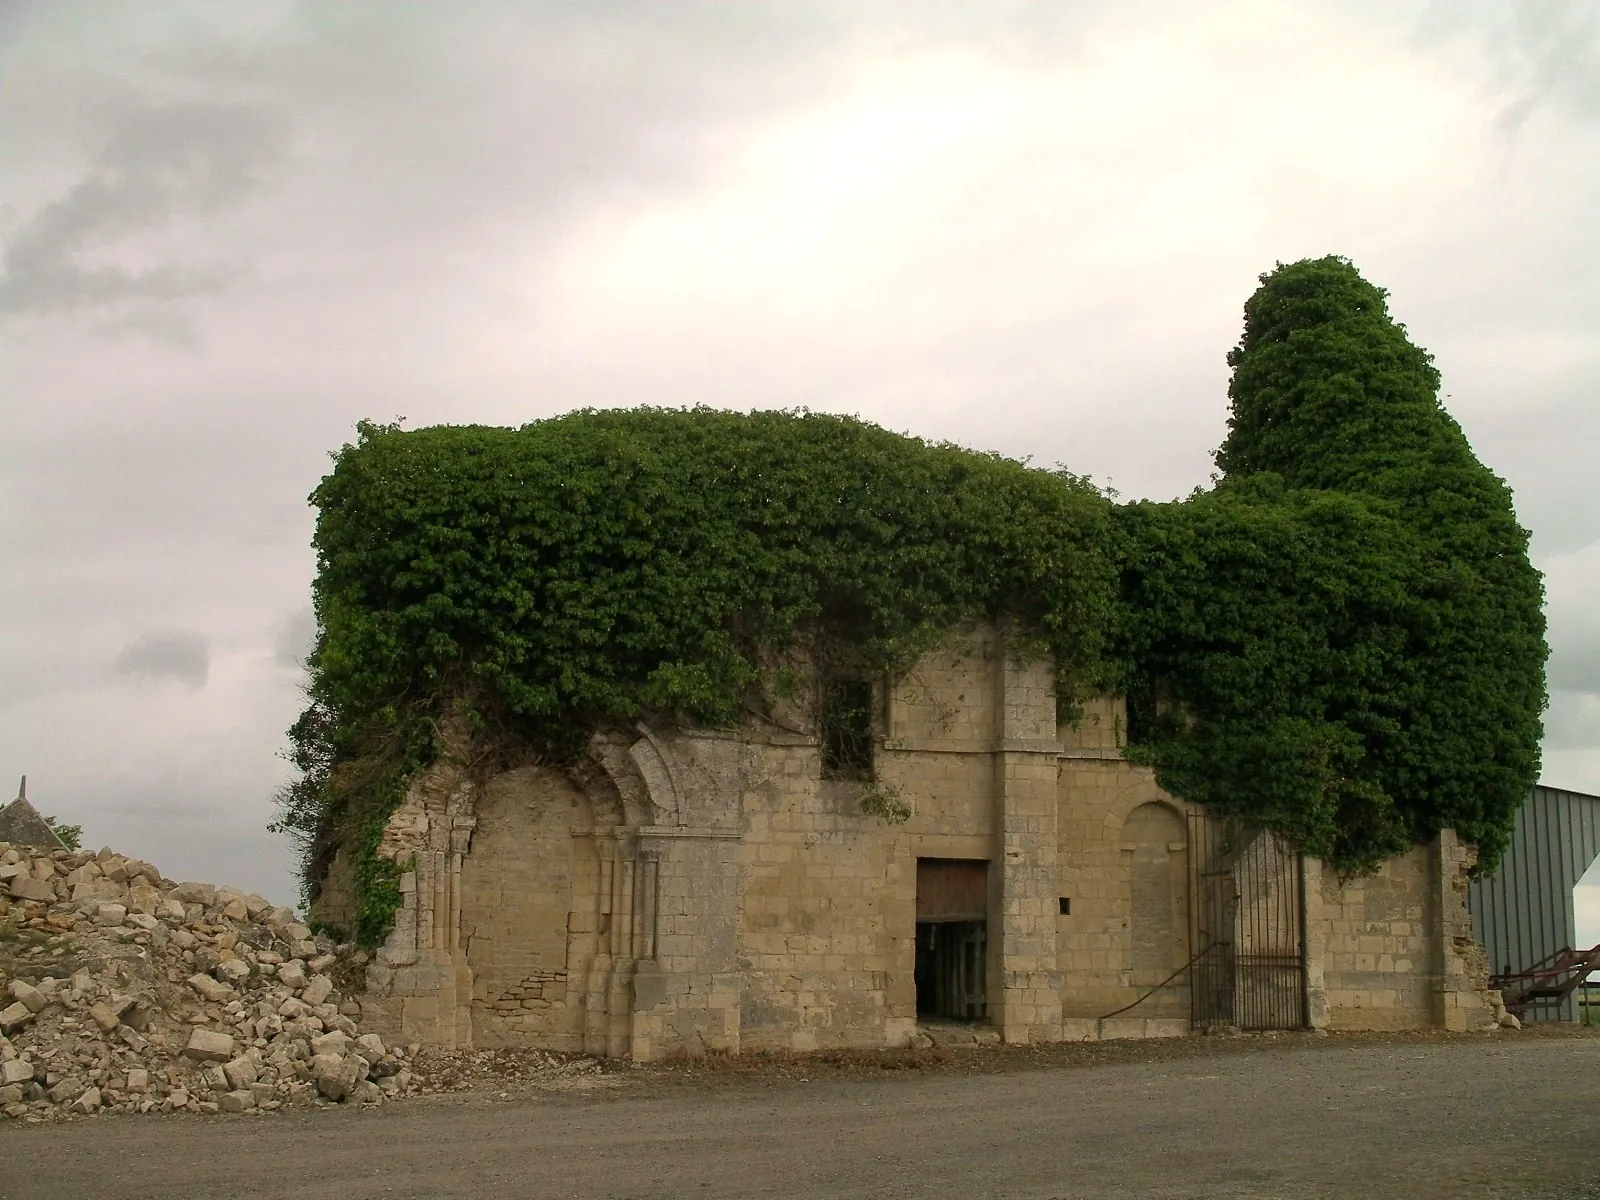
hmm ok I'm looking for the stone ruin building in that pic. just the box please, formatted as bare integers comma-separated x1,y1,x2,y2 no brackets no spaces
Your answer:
312,623,1500,1059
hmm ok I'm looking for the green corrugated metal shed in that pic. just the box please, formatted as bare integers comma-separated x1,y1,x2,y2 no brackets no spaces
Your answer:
1467,785,1600,1022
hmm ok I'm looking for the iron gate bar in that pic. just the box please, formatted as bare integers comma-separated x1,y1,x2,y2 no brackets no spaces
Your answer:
1187,812,1309,1032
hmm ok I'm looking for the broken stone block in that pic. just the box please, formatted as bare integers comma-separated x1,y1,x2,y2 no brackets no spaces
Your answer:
124,1068,148,1093
276,961,308,990
69,1086,102,1114
354,1033,386,1063
0,1059,33,1085
301,975,334,1007
94,903,128,926
215,958,251,985
222,1056,259,1091
173,881,216,906
87,1002,122,1033
47,1077,83,1104
219,1089,256,1113
0,1003,34,1035
182,1028,235,1062
311,1053,362,1102
157,896,187,921
126,883,162,914
187,973,233,1003
220,897,249,921
8,876,54,902
310,1030,350,1058
7,981,46,1014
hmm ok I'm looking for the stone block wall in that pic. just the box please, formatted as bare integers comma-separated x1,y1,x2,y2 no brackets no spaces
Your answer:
1056,750,1196,1023
344,626,1499,1057
1303,830,1495,1032
458,767,583,1047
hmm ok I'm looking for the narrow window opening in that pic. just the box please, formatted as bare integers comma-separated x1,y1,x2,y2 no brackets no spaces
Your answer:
820,679,875,780
1059,897,1071,915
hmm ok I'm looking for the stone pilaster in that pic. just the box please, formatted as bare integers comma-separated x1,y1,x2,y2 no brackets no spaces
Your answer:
990,636,1064,1043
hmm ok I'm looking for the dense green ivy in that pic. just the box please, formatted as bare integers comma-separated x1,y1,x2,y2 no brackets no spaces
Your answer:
277,408,1117,937
1113,257,1546,873
278,257,1546,941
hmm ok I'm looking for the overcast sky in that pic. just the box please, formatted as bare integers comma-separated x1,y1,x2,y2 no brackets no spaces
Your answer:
2,2,1597,931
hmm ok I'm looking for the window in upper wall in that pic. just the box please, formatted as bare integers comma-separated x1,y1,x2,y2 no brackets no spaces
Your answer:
820,679,875,780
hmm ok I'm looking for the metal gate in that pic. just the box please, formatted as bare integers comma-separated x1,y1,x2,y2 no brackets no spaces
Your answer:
1187,813,1307,1031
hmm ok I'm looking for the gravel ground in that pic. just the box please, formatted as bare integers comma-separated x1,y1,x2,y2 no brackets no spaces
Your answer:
1,1027,1597,1200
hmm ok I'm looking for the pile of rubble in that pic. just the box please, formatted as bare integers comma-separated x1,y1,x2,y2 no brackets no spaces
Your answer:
0,839,422,1121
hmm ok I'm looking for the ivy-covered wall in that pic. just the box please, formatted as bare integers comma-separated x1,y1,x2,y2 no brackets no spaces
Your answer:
276,256,1547,945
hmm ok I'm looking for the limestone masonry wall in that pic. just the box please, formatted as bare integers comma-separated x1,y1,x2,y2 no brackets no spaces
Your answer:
349,622,1498,1058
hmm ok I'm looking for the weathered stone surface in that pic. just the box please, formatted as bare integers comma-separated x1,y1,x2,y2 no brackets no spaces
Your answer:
182,1029,236,1062
0,1058,34,1085
220,897,250,921
0,797,67,849
310,1030,350,1058
215,957,252,985
125,1068,149,1093
354,1033,386,1063
47,1077,83,1104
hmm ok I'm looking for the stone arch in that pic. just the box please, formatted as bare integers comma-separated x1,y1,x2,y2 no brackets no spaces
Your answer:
1120,800,1190,1014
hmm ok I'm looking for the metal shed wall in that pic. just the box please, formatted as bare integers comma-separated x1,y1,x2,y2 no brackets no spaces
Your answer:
1467,786,1600,1022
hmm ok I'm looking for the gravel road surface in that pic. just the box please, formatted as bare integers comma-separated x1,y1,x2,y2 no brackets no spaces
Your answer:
2,1034,1597,1199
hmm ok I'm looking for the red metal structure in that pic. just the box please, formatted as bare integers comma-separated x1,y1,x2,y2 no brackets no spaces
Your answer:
1489,944,1600,1021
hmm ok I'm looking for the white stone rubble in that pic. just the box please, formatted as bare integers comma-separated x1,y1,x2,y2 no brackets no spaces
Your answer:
0,839,422,1122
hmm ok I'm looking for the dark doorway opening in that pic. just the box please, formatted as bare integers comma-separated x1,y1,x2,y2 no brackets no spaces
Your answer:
915,858,988,1021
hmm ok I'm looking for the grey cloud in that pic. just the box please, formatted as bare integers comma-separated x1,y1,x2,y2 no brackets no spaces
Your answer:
1421,0,1600,127
1544,689,1600,751
111,630,210,687
0,100,286,318
271,607,316,670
